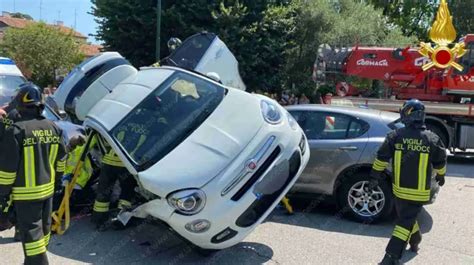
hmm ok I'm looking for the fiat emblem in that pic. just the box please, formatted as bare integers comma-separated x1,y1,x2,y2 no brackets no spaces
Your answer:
246,160,258,171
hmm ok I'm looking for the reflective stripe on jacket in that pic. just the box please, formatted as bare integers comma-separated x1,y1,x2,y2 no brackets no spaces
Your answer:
0,117,67,201
371,126,447,202
65,145,94,188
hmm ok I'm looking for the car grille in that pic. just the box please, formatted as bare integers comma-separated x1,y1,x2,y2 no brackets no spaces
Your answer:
231,146,281,201
235,150,301,228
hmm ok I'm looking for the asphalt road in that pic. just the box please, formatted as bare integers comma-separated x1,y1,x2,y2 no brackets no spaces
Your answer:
0,156,473,265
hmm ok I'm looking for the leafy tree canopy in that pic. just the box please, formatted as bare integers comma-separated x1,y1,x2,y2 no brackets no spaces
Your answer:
91,0,413,94
0,23,83,87
9,12,34,20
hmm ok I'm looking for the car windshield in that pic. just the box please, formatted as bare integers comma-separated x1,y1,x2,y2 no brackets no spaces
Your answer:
111,71,226,169
0,75,25,91
0,75,26,105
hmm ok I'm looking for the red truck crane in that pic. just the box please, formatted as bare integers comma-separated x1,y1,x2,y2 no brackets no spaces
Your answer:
313,37,474,153
313,1,473,155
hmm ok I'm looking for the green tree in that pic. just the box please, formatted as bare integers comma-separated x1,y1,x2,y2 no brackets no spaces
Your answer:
284,0,414,96
449,0,474,37
10,12,34,20
369,0,438,40
92,0,292,91
211,1,296,92
0,23,83,87
92,0,412,94
91,0,159,67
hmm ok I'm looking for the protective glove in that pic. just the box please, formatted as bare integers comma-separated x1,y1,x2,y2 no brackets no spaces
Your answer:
435,174,445,187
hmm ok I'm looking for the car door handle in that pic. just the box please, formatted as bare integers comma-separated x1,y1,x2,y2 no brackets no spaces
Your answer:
339,146,358,151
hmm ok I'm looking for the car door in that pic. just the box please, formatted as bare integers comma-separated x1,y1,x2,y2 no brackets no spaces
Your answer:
290,110,370,194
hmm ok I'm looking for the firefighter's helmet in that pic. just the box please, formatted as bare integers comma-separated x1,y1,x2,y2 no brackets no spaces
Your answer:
400,99,425,126
167,37,182,52
11,82,44,110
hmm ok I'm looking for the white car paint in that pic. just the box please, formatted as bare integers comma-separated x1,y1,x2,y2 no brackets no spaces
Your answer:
81,66,309,249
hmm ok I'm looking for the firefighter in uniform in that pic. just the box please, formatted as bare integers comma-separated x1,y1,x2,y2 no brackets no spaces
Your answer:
0,83,67,265
369,99,447,265
91,146,137,229
91,113,153,229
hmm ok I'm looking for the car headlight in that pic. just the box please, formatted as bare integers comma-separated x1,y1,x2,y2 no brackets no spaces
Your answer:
167,189,206,215
261,100,283,124
287,112,299,130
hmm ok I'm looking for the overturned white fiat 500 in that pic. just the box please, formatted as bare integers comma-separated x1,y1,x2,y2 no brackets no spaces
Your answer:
53,33,309,250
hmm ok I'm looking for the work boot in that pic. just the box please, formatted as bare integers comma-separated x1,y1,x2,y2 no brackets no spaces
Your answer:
409,244,420,253
379,253,400,265
409,232,422,253
111,217,127,230
96,219,113,232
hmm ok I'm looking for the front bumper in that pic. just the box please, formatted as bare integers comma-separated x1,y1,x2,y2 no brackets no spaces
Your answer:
127,118,310,249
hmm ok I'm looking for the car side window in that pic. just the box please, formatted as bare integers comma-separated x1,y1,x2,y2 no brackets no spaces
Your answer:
319,113,351,139
347,119,370,138
290,111,368,140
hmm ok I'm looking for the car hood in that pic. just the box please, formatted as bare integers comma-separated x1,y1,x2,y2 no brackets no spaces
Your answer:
138,88,263,197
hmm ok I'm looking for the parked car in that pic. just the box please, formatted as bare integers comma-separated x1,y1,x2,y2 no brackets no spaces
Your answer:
286,105,440,223
53,49,310,251
0,57,26,107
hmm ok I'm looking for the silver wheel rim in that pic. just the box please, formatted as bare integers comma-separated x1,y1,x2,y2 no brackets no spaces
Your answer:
347,180,385,217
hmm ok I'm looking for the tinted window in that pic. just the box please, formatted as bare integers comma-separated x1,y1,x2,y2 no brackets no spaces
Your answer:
347,119,370,138
290,111,369,140
166,33,214,70
111,71,225,169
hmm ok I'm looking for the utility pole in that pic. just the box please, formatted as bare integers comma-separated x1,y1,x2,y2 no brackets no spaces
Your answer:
13,0,16,12
156,0,162,61
74,8,77,29
39,0,43,21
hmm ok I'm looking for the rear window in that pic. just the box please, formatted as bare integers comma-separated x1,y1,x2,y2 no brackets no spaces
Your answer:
166,33,214,69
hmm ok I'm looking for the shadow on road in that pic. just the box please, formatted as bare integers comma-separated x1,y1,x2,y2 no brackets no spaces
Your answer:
267,199,433,239
0,235,16,245
47,217,274,264
447,156,474,179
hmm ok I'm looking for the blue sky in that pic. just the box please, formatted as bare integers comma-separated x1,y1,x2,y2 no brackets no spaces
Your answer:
0,0,98,43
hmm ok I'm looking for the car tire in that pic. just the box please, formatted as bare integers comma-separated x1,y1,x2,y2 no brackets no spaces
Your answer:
426,123,449,148
337,172,393,223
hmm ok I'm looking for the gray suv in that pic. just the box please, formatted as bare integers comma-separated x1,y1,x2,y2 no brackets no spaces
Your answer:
286,105,405,222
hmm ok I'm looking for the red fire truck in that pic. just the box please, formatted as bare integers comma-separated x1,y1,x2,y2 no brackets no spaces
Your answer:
313,34,474,155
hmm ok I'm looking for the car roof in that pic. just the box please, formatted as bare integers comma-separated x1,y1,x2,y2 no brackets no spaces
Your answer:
286,104,399,121
0,57,23,76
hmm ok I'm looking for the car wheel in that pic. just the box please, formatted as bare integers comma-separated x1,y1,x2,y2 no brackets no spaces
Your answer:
338,172,393,223
426,123,449,148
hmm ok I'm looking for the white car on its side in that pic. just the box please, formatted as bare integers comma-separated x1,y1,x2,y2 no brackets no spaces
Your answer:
87,66,309,250
53,33,309,251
